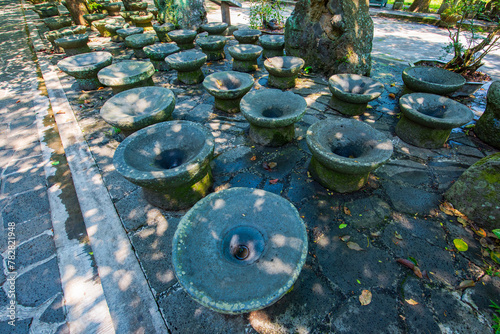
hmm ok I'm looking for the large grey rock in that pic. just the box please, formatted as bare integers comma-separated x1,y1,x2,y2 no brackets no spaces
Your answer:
476,80,500,149
156,0,207,30
284,0,373,76
445,152,500,230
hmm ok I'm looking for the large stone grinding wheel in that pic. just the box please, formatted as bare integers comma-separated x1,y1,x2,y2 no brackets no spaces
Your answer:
172,187,308,314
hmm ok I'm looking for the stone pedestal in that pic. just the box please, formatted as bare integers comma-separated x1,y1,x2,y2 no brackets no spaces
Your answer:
153,23,175,42
165,50,207,85
202,71,254,113
228,44,263,72
259,35,285,59
55,34,91,56
57,51,113,90
124,33,156,58
264,56,305,89
167,29,198,50
98,61,156,94
196,36,227,61
144,43,180,71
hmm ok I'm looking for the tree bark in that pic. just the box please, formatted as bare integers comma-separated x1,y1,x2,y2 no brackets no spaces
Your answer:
64,0,89,26
408,0,431,12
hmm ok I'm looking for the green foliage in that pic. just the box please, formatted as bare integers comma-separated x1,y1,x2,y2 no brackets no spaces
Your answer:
491,300,500,334
86,0,103,13
249,0,284,29
154,0,178,26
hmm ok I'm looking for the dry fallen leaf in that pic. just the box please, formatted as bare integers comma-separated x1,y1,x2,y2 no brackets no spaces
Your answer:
456,280,475,290
394,231,403,240
340,235,351,242
405,299,419,305
268,162,277,169
343,206,351,216
413,266,423,278
359,290,372,306
250,155,257,161
347,241,364,251
388,93,396,99
269,179,279,184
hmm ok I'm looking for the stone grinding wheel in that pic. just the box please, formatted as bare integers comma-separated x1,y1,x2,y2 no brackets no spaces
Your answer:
172,187,308,314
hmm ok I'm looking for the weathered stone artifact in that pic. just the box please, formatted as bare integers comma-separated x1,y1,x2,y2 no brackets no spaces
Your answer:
233,28,261,44
196,35,227,61
172,187,308,314
113,120,215,209
98,60,155,93
396,93,474,148
328,73,384,116
55,33,91,55
264,56,305,89
124,33,156,58
402,66,465,95
307,118,393,192
201,22,228,35
144,43,180,71
165,50,207,84
259,34,285,59
203,71,254,113
57,51,113,90
167,29,198,50
285,0,374,76
228,44,263,72
475,81,500,149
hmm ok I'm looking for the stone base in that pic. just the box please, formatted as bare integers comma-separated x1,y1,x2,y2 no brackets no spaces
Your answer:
263,49,284,59
475,109,500,149
133,49,148,59
177,43,195,51
63,46,91,56
151,60,170,71
76,77,102,91
111,77,155,94
214,97,242,113
395,115,451,149
249,123,294,147
177,69,204,85
111,35,123,43
268,74,298,89
135,23,154,32
233,59,258,73
142,168,213,210
329,96,367,116
308,156,369,193
203,50,225,61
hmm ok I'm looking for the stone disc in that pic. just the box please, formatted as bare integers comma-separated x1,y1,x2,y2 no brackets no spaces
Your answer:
172,187,308,314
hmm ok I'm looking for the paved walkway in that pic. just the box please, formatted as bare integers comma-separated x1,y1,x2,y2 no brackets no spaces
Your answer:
1,1,499,333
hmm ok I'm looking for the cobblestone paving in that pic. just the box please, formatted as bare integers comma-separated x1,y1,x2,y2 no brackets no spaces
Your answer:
27,3,500,334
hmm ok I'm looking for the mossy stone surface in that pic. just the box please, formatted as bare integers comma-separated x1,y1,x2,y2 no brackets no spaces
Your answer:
201,22,228,35
445,153,500,230
402,66,465,95
177,69,205,85
98,60,155,93
233,29,261,44
395,115,451,149
328,95,368,116
476,81,500,149
153,23,175,42
309,156,370,193
249,123,295,147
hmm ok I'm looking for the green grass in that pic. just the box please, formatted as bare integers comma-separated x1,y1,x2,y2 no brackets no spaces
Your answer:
386,0,443,12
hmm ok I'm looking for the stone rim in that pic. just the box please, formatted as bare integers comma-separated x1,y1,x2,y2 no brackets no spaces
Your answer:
240,89,307,128
259,35,285,49
167,29,198,43
203,71,254,100
172,187,308,315
196,36,227,50
97,60,155,86
306,118,393,174
55,33,89,48
100,86,176,131
124,33,156,48
264,56,305,77
113,120,215,187
143,43,180,60
399,93,474,129
228,44,263,60
116,27,144,38
233,29,262,43
201,22,228,34
165,50,207,71
328,74,384,104
57,51,113,76
402,66,466,95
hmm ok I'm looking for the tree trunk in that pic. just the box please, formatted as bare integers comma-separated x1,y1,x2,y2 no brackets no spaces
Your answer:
64,0,89,26
408,0,431,12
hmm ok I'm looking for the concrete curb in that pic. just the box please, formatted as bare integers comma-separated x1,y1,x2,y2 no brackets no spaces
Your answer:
23,7,168,334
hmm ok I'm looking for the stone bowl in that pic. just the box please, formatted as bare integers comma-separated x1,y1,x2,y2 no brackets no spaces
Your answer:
124,33,156,58
153,23,175,42
33,5,59,18
203,71,254,113
167,29,197,50
105,22,126,41
144,43,180,71
196,35,227,61
396,93,474,148
55,33,91,55
307,118,393,192
328,74,385,116
240,89,307,146
201,22,228,35
259,34,285,58
402,66,466,95
103,2,121,15
228,44,263,72
83,13,108,25
130,13,154,31
165,50,207,84
57,51,113,90
45,25,87,52
113,120,215,209
264,56,305,89
100,86,176,135
116,27,144,39
127,1,147,10
233,28,262,44
120,10,140,23
98,60,155,94
172,187,308,314
92,18,117,37
43,16,73,30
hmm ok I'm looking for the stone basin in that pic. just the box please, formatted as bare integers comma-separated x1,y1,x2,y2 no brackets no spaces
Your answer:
57,51,113,90
396,92,474,148
328,74,385,116
130,13,154,31
264,56,305,89
202,71,254,113
124,33,156,58
126,1,147,10
113,120,215,209
153,23,175,42
83,13,108,26
116,26,144,39
33,5,59,18
92,18,120,37
172,187,308,314
165,50,207,84
196,35,227,61
240,89,307,146
201,22,228,35
144,43,180,71
45,25,87,52
167,29,198,50
228,44,263,72
105,22,126,42
120,10,140,23
97,60,155,94
55,33,90,56
259,34,285,58
100,86,176,135
307,118,393,192
233,29,262,44
103,2,121,16
402,66,466,95
43,16,73,30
